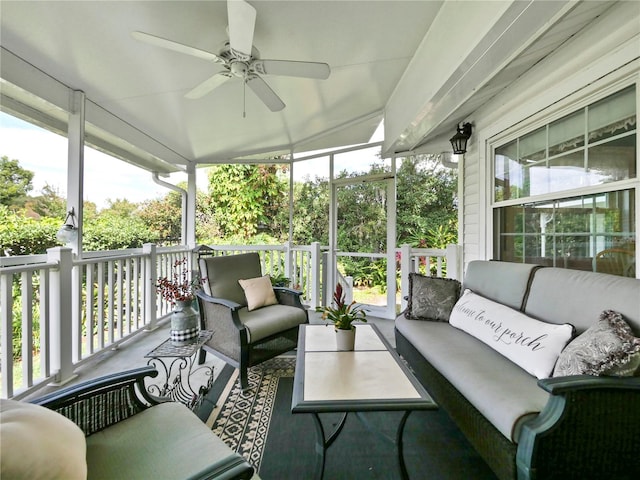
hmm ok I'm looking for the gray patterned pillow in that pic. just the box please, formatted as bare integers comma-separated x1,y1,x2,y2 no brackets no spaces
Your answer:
552,310,640,377
404,274,461,322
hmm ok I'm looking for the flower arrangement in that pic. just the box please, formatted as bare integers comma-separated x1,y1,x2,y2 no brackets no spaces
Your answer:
156,258,200,305
316,282,367,330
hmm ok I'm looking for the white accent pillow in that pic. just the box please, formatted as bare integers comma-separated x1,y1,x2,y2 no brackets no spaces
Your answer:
238,275,278,311
0,399,87,480
450,289,574,379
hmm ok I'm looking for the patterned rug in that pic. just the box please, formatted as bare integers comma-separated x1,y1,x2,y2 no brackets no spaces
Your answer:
205,355,498,479
206,355,296,472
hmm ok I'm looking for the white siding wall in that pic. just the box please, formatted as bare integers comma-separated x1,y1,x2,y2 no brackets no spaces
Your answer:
461,1,640,268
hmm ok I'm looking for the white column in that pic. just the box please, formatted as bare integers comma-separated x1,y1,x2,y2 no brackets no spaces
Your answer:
66,90,85,256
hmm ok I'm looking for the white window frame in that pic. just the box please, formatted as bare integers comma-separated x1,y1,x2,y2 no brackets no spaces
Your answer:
485,72,639,277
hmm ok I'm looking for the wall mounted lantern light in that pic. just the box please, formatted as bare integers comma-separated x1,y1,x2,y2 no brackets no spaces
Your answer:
449,122,472,155
56,207,78,244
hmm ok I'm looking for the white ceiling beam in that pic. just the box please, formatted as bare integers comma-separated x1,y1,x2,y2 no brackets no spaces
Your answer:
383,0,578,156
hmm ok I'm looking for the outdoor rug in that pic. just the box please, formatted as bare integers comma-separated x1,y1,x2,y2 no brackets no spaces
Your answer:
205,356,497,480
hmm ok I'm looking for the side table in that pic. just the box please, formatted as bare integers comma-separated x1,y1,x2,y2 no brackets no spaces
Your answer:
144,329,214,410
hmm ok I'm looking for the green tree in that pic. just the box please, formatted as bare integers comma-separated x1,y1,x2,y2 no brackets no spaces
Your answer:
0,156,34,207
206,164,288,240
26,183,66,219
396,155,458,247
103,198,140,218
138,193,182,244
0,205,59,256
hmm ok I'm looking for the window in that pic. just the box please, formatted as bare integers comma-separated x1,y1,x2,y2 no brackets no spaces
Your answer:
493,86,637,277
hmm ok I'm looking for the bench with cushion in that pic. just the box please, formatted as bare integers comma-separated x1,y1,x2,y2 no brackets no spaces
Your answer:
396,260,640,480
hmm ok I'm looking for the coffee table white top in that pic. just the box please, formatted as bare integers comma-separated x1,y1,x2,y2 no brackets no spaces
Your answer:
292,324,436,412
305,324,386,351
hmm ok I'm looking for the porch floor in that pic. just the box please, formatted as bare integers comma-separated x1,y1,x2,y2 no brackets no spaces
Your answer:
27,311,396,401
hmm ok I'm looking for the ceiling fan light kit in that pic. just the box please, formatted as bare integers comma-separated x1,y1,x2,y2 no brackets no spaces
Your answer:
132,0,330,113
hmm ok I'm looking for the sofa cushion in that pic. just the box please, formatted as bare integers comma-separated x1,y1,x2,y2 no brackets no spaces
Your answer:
462,260,540,310
525,268,640,334
553,310,640,377
395,316,549,442
238,274,278,311
450,289,574,379
405,274,461,322
240,304,307,343
0,399,87,480
85,402,243,480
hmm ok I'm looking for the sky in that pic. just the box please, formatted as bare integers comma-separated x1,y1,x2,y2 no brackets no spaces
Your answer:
0,111,192,209
0,111,384,210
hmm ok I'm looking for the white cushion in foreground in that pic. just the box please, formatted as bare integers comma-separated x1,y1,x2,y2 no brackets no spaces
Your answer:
450,289,574,379
0,399,87,480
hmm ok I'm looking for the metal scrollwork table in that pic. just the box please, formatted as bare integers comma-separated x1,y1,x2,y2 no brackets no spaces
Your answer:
144,330,214,410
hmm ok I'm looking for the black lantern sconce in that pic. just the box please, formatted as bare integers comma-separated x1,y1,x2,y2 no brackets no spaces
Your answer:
449,122,472,155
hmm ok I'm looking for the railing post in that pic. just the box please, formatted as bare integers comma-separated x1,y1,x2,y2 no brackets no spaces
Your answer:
143,243,158,331
1,271,14,397
446,244,461,280
284,241,293,280
310,242,321,308
321,251,329,306
48,247,76,386
400,244,412,311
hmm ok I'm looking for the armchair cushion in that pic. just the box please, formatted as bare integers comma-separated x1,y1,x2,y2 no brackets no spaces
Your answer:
240,304,308,343
199,253,262,306
0,399,87,480
238,275,278,311
85,402,241,480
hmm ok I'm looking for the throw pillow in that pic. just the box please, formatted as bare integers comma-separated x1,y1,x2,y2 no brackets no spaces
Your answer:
0,399,87,480
404,274,461,322
238,274,278,311
450,289,575,379
552,310,640,377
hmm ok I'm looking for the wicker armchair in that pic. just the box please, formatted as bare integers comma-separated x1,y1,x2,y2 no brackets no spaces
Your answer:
31,367,254,480
197,252,308,390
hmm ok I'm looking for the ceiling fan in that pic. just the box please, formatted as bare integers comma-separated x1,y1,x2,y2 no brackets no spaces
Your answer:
132,0,330,112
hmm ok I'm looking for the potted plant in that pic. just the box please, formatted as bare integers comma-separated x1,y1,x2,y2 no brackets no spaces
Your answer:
316,283,367,350
157,258,201,345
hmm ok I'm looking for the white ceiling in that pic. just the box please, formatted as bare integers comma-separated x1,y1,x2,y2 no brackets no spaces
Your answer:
0,0,442,172
0,0,617,175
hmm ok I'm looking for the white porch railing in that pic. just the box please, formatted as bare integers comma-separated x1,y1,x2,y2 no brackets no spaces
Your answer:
1,242,459,399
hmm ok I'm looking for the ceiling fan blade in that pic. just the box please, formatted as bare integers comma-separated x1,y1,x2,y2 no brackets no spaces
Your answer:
227,0,256,57
252,60,331,80
246,75,285,112
132,31,224,64
185,72,232,99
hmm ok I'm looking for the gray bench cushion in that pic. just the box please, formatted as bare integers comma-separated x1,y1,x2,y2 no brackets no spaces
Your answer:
525,267,640,335
463,261,539,311
396,316,549,442
86,402,242,480
240,304,308,343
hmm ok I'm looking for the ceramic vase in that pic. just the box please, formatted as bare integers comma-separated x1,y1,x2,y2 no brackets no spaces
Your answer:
335,326,356,351
170,300,199,345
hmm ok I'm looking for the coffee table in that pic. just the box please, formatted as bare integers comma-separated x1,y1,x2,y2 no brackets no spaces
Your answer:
291,324,437,480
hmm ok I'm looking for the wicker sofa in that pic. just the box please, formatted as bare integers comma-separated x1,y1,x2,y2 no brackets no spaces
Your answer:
395,260,640,480
2,367,254,480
